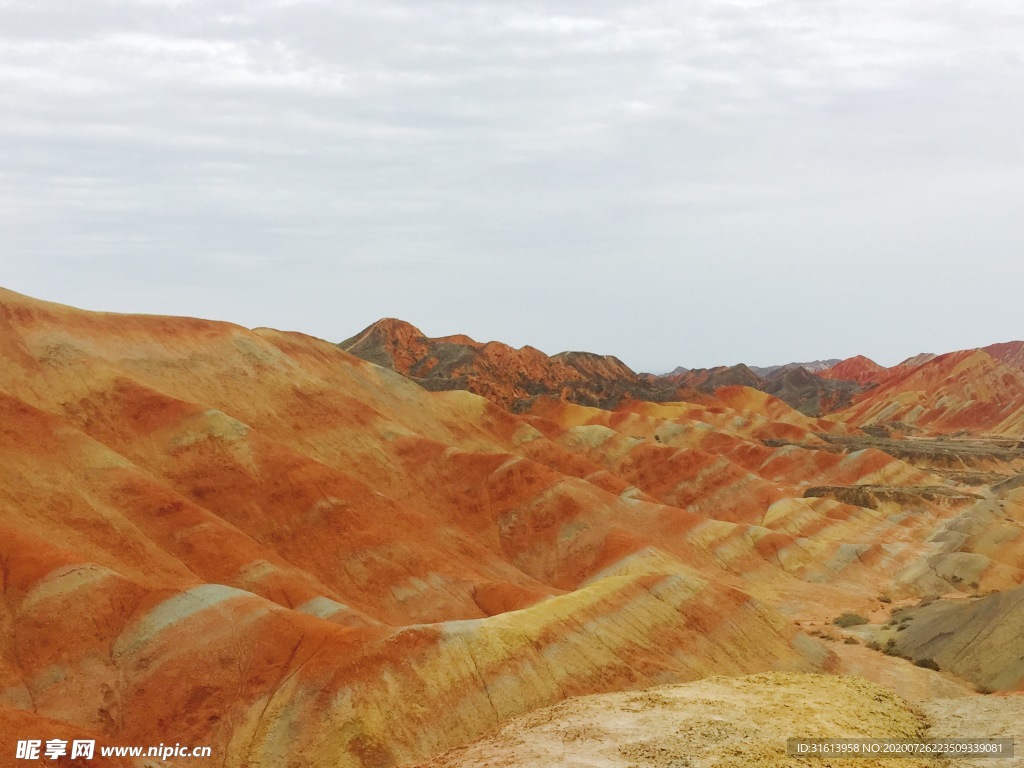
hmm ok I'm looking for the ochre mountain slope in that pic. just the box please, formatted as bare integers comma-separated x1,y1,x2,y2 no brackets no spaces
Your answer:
833,350,1024,435
985,341,1024,372
1,287,1021,766
0,289,840,766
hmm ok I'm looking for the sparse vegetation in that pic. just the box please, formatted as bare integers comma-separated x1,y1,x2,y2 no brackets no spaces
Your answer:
833,613,867,628
914,658,940,671
879,595,892,604
866,640,882,651
844,637,859,645
976,685,995,695
882,639,902,657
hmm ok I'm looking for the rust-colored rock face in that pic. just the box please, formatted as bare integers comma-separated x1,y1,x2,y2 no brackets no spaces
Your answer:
1,287,1022,767
339,318,672,410
834,350,1024,435
821,355,888,385
984,341,1024,372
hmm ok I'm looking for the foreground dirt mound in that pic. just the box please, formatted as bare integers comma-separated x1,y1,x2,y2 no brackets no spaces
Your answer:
415,673,933,768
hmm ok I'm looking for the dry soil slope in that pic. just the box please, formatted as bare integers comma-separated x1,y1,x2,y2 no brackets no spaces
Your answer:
0,289,842,767
887,586,1024,692
900,484,1024,594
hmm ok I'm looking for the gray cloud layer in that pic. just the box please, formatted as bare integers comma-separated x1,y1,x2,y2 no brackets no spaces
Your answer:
2,0,1023,369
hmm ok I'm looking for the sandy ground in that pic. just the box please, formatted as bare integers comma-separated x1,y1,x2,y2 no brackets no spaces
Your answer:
413,673,942,768
411,638,1023,768
828,641,1023,768
827,635,975,700
921,696,1024,768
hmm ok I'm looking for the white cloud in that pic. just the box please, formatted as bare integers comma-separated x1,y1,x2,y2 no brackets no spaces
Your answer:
1,0,1023,368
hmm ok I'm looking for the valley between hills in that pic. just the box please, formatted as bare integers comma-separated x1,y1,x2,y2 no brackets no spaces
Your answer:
1,287,1022,767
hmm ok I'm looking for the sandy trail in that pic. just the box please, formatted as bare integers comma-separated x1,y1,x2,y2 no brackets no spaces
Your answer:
921,696,1024,768
830,635,1023,768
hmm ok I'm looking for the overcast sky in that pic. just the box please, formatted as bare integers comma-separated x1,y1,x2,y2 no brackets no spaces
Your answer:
2,0,1023,371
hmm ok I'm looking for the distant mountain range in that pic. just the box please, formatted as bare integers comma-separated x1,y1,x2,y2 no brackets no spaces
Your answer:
657,359,839,377
341,319,1024,426
749,359,841,377
339,318,678,411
